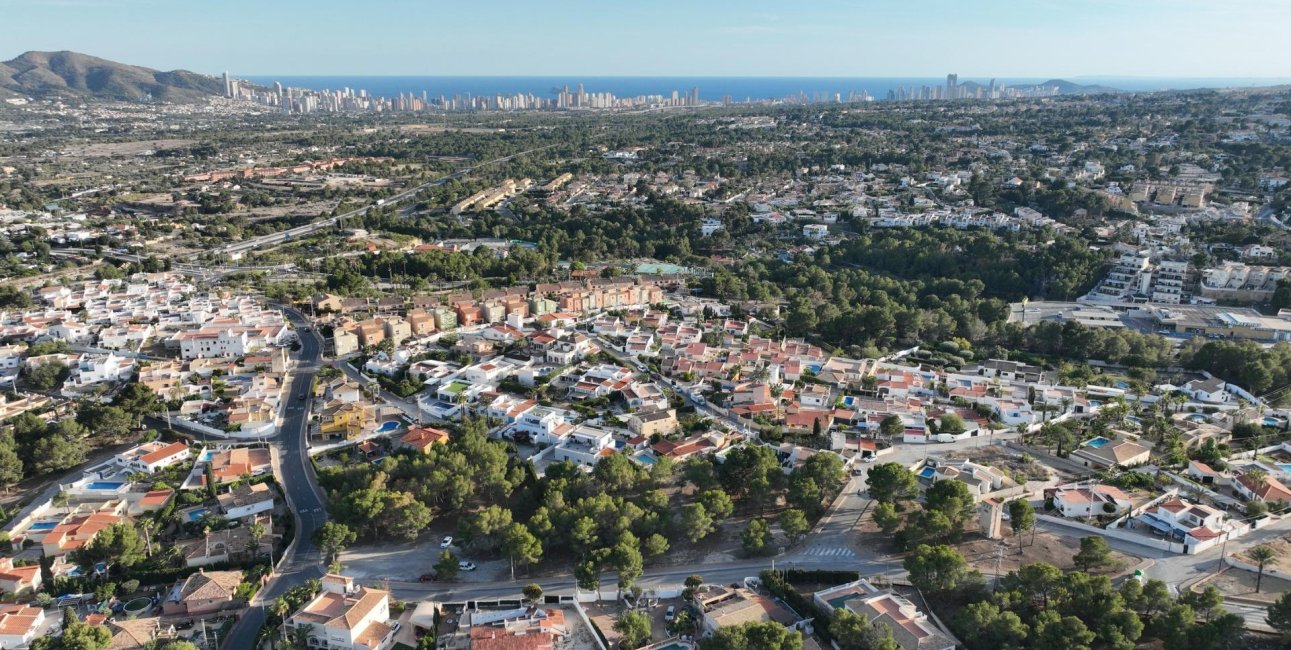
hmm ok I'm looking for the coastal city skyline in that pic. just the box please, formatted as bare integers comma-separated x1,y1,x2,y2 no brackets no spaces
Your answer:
224,73,1084,114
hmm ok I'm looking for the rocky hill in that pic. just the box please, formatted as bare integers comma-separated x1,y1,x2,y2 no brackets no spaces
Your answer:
0,51,223,102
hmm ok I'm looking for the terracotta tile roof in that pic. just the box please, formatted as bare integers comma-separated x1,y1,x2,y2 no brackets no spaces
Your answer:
177,570,243,602
1187,526,1221,541
0,605,41,637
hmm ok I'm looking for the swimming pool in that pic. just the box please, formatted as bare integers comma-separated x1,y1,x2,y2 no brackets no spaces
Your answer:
1278,464,1291,475
186,508,210,523
919,467,936,479
28,522,57,531
1189,414,1208,422
1086,437,1112,448
633,453,658,465
376,420,400,433
85,481,124,490
1266,418,1283,427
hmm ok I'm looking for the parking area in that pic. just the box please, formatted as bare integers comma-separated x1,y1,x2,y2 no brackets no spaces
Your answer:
340,534,509,583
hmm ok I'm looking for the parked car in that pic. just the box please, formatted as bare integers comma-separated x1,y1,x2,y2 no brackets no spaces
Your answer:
440,536,454,549
458,561,477,571
418,573,437,582
664,606,676,623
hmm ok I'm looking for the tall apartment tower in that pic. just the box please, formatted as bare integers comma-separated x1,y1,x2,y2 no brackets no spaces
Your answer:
223,71,231,97
946,73,958,100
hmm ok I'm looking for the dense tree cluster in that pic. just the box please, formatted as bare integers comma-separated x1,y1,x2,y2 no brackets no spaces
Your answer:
1183,339,1291,400
318,422,524,541
955,561,1247,650
866,463,978,550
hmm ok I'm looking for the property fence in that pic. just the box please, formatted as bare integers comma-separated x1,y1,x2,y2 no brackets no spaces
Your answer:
1037,513,1176,552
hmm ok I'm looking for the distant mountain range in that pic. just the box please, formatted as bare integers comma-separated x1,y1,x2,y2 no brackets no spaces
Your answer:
0,51,223,102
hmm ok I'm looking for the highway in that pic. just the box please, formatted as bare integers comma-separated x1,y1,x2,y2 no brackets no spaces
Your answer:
218,144,557,258
220,308,329,649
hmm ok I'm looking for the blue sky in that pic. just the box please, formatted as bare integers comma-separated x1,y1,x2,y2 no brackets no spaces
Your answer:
2,0,1287,78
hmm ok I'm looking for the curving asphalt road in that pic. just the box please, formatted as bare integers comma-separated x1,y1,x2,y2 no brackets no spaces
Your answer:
221,308,329,649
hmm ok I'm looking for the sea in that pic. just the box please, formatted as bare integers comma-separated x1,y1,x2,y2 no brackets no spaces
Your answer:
242,75,1291,103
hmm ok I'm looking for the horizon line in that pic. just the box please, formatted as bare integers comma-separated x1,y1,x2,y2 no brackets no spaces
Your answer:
229,73,1291,81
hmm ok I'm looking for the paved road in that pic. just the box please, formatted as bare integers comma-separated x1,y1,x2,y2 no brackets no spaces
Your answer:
221,308,328,649
378,554,906,604
1227,601,1275,633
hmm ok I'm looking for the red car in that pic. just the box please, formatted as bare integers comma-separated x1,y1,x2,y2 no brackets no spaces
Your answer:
419,573,437,582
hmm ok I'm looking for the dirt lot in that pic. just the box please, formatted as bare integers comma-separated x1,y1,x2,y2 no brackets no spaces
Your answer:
852,503,1137,577
1205,568,1290,604
959,530,1138,577
584,598,686,647
1235,535,1291,573
942,447,1059,482
62,138,195,157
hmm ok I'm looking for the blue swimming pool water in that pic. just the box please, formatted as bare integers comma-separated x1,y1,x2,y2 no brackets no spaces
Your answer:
1189,414,1207,422
186,509,209,523
85,481,123,490
28,522,57,531
1266,418,1282,427
919,467,936,478
376,420,400,433
1278,464,1291,474
1086,437,1111,448
634,453,657,465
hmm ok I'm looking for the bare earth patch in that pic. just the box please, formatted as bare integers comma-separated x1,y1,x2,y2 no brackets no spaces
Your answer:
1205,568,1290,604
959,530,1139,578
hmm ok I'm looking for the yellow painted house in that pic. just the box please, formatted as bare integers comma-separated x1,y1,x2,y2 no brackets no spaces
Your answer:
319,400,375,440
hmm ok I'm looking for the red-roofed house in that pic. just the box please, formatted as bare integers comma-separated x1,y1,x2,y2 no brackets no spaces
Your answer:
0,604,44,647
0,558,42,595
1235,472,1291,504
116,440,191,473
42,504,126,556
398,427,450,454
1050,483,1132,518
286,574,395,650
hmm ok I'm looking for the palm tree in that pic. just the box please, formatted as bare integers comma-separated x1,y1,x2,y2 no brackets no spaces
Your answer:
1249,545,1280,593
137,518,158,558
248,521,267,562
289,625,315,650
269,597,291,622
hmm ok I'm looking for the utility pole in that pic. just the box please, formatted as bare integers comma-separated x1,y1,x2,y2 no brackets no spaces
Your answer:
1214,530,1231,574
994,542,1007,591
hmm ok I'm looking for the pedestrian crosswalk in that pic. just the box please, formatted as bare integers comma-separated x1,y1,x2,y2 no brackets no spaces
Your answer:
800,545,857,559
